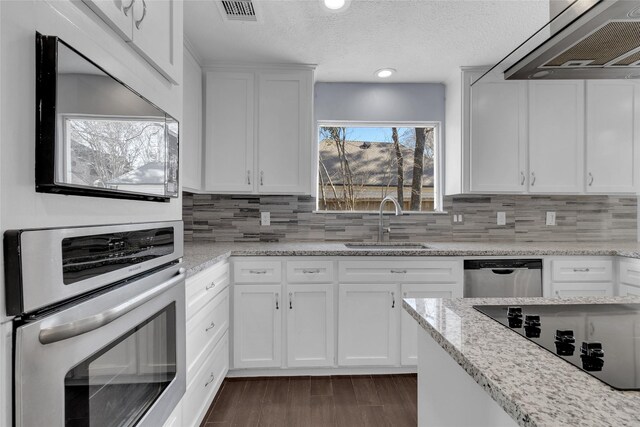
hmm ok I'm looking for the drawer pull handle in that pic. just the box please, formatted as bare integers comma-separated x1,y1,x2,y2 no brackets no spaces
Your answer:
275,292,279,310
134,0,146,29
520,171,525,186
205,282,216,291
204,372,215,387
302,269,321,274
289,292,293,309
573,268,590,272
530,172,536,186
205,322,216,332
122,0,135,16
249,269,268,275
390,269,407,274
391,291,395,308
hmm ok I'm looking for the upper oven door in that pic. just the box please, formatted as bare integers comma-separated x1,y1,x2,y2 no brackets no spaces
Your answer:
14,264,186,427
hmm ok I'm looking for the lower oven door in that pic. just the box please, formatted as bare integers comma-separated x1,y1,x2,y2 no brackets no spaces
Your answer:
14,264,186,427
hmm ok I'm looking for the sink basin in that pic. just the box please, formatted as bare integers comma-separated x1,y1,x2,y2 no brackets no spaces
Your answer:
344,242,432,249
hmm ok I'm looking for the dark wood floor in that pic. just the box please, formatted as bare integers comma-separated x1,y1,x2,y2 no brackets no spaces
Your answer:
200,374,417,427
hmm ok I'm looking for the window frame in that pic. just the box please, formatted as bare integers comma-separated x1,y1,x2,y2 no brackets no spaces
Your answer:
314,120,444,213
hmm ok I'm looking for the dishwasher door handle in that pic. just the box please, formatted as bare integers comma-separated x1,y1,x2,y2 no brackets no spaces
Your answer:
490,268,516,275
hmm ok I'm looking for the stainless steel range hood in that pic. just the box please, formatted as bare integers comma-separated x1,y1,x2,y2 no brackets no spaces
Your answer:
475,0,640,84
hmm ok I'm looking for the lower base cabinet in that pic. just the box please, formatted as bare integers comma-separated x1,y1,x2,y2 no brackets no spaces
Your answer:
233,284,282,368
338,283,400,366
183,332,229,427
286,283,335,367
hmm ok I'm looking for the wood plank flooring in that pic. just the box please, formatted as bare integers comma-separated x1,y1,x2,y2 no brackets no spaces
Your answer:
201,375,417,427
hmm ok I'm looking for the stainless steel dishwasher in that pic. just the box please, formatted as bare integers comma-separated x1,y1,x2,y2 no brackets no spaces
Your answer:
463,259,542,298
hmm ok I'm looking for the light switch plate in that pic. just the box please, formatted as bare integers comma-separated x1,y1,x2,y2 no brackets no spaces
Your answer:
497,212,506,226
261,212,271,226
546,211,556,226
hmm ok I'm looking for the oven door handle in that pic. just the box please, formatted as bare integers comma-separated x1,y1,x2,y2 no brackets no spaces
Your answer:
38,268,186,345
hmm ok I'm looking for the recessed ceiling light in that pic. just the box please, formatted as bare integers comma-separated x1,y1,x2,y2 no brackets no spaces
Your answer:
376,68,396,79
323,0,346,11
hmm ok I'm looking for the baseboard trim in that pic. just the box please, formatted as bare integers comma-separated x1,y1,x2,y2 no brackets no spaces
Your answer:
227,366,417,377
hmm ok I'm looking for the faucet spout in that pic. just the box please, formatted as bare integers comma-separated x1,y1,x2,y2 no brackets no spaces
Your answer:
378,196,403,242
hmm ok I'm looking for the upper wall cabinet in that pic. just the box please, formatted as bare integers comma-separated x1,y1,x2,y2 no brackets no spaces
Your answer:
463,69,640,195
204,67,314,195
468,71,527,193
528,80,585,194
585,81,640,193
82,0,182,84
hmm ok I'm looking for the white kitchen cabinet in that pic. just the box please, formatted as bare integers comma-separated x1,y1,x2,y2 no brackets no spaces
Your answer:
286,283,335,367
82,0,182,83
586,80,640,193
548,257,614,298
257,72,311,193
204,67,314,195
338,283,399,366
83,0,134,41
619,283,640,297
233,284,282,368
182,47,203,191
469,76,528,192
400,283,463,366
528,80,585,193
205,71,255,193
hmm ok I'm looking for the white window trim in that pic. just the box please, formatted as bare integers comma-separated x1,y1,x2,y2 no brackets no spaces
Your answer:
315,120,444,213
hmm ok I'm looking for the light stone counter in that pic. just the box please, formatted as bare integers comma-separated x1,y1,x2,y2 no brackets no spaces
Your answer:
182,241,640,276
403,296,640,427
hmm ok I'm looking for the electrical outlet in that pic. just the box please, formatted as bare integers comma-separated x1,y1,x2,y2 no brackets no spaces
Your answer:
546,211,556,226
261,212,271,226
497,212,506,226
452,213,464,224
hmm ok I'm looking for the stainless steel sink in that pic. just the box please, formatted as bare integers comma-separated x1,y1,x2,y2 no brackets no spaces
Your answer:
344,242,432,249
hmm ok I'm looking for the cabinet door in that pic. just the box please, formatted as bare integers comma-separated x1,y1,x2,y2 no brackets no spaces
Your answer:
181,49,203,191
233,284,282,368
619,284,640,297
129,0,182,84
286,284,335,367
400,283,462,366
205,71,255,192
82,0,133,41
470,81,527,192
257,71,311,194
586,81,640,193
338,284,399,366
529,81,585,193
551,282,613,298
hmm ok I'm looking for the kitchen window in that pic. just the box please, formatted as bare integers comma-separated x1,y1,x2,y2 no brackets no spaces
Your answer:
317,122,442,212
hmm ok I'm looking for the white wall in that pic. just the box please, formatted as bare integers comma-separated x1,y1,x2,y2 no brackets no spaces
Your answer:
315,82,445,123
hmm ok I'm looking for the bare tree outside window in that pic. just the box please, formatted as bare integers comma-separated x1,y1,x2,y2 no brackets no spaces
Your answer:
318,125,436,212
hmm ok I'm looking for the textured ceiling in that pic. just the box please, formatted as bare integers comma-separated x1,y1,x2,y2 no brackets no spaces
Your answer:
184,0,551,83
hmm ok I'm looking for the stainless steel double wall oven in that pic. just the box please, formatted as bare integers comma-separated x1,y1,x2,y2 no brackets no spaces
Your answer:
4,221,185,427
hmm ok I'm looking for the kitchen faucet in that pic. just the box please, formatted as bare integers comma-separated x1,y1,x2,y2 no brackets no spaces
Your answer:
378,195,403,242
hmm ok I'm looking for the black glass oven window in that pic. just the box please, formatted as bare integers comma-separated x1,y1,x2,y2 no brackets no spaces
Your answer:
64,303,177,427
62,227,174,284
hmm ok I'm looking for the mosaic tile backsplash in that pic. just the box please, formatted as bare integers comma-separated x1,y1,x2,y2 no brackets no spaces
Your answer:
182,193,637,243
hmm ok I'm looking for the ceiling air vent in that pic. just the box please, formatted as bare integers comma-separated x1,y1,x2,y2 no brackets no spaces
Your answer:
219,0,258,22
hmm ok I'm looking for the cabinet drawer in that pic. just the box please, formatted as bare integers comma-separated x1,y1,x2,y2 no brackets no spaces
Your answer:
186,261,229,320
186,287,229,383
234,260,282,283
338,260,461,283
183,332,229,427
619,259,640,287
619,283,640,297
551,259,613,282
286,260,334,283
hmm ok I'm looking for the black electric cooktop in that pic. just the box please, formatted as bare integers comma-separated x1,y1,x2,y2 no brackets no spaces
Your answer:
473,303,640,390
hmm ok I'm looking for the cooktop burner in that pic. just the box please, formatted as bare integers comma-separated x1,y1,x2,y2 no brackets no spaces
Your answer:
473,303,640,390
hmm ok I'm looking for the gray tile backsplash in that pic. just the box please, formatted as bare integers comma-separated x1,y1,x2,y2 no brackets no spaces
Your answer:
183,193,637,243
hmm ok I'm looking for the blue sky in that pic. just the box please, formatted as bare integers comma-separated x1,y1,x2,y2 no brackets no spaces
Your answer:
338,127,413,143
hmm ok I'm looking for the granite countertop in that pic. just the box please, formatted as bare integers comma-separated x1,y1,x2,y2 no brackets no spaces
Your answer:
402,296,640,427
182,240,640,276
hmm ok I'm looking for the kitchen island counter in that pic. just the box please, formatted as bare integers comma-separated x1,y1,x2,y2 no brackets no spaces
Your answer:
403,296,640,427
